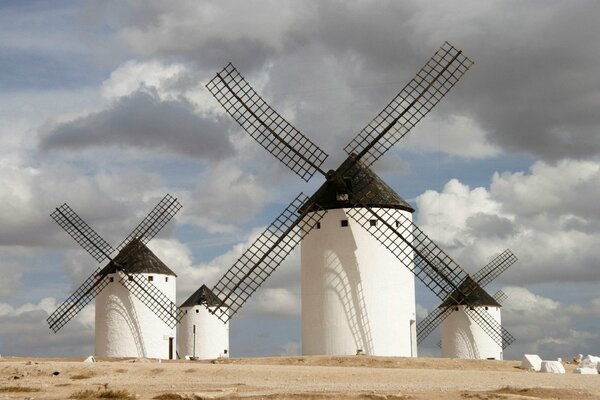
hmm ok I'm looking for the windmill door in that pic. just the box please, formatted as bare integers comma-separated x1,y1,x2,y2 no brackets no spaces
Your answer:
169,337,174,360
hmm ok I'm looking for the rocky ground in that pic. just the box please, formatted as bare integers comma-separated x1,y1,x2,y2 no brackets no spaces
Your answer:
1,355,599,399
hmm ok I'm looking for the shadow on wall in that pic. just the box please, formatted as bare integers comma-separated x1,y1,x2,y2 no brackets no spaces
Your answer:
105,285,147,357
323,225,374,354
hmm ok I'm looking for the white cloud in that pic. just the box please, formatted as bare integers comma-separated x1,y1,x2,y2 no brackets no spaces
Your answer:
406,115,500,159
184,164,269,233
415,160,600,283
245,288,300,316
501,286,599,360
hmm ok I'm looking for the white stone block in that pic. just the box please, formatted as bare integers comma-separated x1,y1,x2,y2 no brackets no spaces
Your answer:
575,367,598,375
581,354,600,369
520,354,542,371
83,356,96,363
540,360,565,374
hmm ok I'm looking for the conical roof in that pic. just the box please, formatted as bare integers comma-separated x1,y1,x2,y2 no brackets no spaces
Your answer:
97,238,177,277
439,276,501,308
180,284,225,307
301,154,414,213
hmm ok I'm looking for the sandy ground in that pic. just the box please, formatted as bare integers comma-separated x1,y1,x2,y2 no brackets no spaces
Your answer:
1,355,599,400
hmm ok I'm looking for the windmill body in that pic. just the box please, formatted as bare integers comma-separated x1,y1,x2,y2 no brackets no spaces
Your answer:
95,239,177,359
440,304,502,359
438,277,503,360
179,285,229,360
301,157,417,356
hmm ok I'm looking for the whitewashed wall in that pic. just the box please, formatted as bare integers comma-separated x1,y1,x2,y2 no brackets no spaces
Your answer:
178,305,229,359
441,305,503,360
95,272,176,359
301,208,417,357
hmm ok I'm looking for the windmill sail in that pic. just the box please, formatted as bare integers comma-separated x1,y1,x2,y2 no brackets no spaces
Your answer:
47,269,110,332
51,204,115,263
48,194,182,333
206,63,329,181
344,42,474,167
209,193,326,322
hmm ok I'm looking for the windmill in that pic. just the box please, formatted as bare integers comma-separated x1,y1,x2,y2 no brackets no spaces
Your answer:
178,284,229,359
417,249,517,359
47,194,184,359
204,41,515,356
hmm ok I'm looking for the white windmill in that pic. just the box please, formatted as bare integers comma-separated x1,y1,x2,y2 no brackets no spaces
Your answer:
417,250,517,359
179,284,229,359
202,42,515,357
47,194,184,360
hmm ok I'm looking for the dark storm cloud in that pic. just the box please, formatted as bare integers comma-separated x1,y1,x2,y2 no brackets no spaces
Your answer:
100,0,600,162
40,89,235,160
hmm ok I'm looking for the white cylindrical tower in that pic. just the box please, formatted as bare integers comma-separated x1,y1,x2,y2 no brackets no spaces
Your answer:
179,285,229,359
440,281,503,360
301,156,417,357
95,239,177,360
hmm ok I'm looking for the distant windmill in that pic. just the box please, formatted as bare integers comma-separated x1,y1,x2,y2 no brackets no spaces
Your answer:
178,284,229,359
204,42,515,356
47,194,184,359
417,249,517,359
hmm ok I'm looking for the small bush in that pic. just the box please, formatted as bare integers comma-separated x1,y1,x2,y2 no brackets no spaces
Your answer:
153,394,188,400
71,373,94,380
0,386,41,392
69,388,136,399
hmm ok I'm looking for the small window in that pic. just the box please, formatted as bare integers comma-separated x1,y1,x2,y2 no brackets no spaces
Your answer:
148,276,154,282
128,276,134,281
196,309,199,313
469,306,475,310
165,277,169,282
341,220,349,227
369,219,377,227
485,306,488,310
315,222,321,229
109,277,114,283
395,221,401,228
224,349,228,354
454,307,459,311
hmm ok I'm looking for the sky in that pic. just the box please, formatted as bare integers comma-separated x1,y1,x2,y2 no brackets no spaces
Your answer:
1,0,599,360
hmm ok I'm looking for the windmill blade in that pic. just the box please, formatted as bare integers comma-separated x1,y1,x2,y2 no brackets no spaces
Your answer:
464,307,515,349
493,290,508,304
116,194,182,251
206,63,329,182
344,42,474,167
472,249,517,288
209,193,326,323
119,273,185,329
416,306,452,344
47,268,110,333
51,204,115,263
346,205,511,347
346,206,471,301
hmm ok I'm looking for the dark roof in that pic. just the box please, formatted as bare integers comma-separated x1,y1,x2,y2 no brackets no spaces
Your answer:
180,285,225,307
439,276,501,308
301,154,414,213
97,239,177,277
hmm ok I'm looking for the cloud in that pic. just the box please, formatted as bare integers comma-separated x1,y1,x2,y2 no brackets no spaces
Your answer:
0,262,22,298
0,298,94,357
90,0,600,163
40,88,235,161
184,164,268,233
415,159,600,284
501,286,599,360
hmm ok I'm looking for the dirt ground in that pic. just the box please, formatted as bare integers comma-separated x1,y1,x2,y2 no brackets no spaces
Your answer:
1,355,599,400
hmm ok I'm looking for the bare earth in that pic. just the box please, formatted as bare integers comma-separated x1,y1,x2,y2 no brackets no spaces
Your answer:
1,356,599,400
